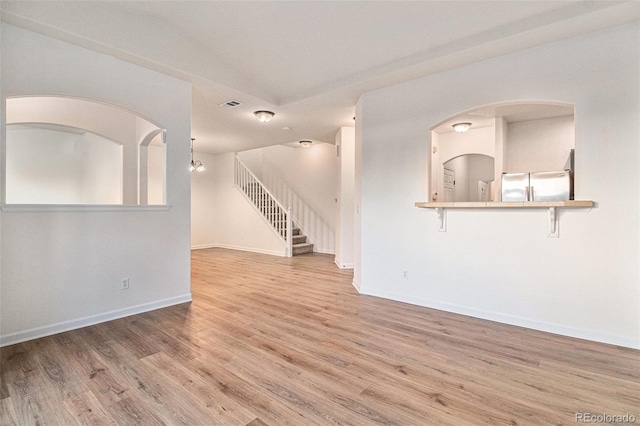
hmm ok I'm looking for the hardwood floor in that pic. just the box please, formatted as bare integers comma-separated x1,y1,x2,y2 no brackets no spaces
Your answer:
2,248,639,425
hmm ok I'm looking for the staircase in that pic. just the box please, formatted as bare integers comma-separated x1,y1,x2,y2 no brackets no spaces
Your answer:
252,193,314,256
234,156,314,256
292,226,314,256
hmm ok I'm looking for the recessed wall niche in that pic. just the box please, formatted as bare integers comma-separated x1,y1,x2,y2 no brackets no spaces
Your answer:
430,102,575,202
4,96,166,205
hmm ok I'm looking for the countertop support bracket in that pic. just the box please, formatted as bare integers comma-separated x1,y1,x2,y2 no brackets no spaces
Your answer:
548,207,559,238
415,201,594,238
435,207,446,232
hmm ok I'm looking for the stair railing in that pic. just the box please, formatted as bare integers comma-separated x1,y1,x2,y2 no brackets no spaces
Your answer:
262,165,334,253
234,155,292,257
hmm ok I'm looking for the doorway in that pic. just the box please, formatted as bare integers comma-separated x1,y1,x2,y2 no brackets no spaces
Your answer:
443,168,455,202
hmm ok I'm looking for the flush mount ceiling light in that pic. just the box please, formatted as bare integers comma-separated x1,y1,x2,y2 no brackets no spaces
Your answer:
189,138,206,173
299,140,312,148
254,110,275,123
452,122,472,133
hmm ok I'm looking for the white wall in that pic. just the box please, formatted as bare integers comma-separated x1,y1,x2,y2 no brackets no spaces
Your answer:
238,143,338,254
467,155,495,201
264,144,337,254
335,127,355,268
190,151,217,249
435,126,495,200
443,155,469,202
438,126,495,163
190,151,288,255
6,96,162,205
506,115,574,173
357,23,640,348
7,96,136,147
444,154,495,202
353,100,363,291
147,137,165,205
237,149,263,181
213,153,286,256
0,24,192,345
6,125,123,204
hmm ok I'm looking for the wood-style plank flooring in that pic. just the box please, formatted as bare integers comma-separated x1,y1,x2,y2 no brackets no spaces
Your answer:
1,248,639,425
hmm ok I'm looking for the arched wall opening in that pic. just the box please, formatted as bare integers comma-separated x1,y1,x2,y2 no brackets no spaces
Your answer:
5,96,166,205
442,154,495,202
430,101,575,202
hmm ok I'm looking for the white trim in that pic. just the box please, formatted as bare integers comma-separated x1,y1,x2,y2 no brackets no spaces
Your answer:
0,204,172,213
351,278,361,292
334,259,354,269
191,244,217,250
0,293,192,347
361,288,639,350
314,248,335,255
190,244,288,257
234,156,290,250
292,217,336,256
215,243,286,257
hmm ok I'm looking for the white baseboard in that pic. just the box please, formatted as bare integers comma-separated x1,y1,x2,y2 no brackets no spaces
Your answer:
194,243,330,258
351,278,361,293
191,244,217,250
315,248,335,255
334,259,354,269
215,243,286,257
361,288,639,350
0,294,193,348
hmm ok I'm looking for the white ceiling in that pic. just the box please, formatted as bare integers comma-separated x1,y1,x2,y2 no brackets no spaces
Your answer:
433,102,575,134
1,1,638,154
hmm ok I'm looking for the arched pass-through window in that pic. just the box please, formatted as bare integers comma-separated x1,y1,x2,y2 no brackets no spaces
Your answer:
418,101,594,237
3,96,167,208
430,101,575,202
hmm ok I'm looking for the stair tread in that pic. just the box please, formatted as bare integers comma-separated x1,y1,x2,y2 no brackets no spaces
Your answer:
292,240,314,256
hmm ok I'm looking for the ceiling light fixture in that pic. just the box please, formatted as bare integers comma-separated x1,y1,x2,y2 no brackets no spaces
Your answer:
452,122,472,133
190,138,206,173
254,110,275,123
299,140,312,148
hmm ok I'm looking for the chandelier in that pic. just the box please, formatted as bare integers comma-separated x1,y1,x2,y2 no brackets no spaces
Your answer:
190,138,205,172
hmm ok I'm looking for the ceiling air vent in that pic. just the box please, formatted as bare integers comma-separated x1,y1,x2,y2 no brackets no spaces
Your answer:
219,100,242,108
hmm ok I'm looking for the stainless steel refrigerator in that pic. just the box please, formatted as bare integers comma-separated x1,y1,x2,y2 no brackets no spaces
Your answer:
501,170,571,202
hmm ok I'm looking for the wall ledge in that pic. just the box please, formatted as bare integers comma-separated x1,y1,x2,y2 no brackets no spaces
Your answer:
415,200,594,208
0,204,172,213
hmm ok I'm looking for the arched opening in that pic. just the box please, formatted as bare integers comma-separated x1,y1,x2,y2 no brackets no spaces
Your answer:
442,154,494,202
5,96,166,205
6,123,123,204
430,101,575,202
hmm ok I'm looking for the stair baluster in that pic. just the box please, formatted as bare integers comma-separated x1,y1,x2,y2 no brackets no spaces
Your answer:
234,156,296,257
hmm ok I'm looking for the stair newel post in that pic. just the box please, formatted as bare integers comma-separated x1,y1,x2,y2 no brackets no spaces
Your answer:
286,206,293,258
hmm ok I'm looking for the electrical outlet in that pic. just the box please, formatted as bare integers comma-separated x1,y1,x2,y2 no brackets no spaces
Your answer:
402,270,409,279
121,278,130,290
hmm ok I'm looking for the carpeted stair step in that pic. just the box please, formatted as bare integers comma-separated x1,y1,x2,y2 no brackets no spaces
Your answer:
293,235,307,244
292,242,314,256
